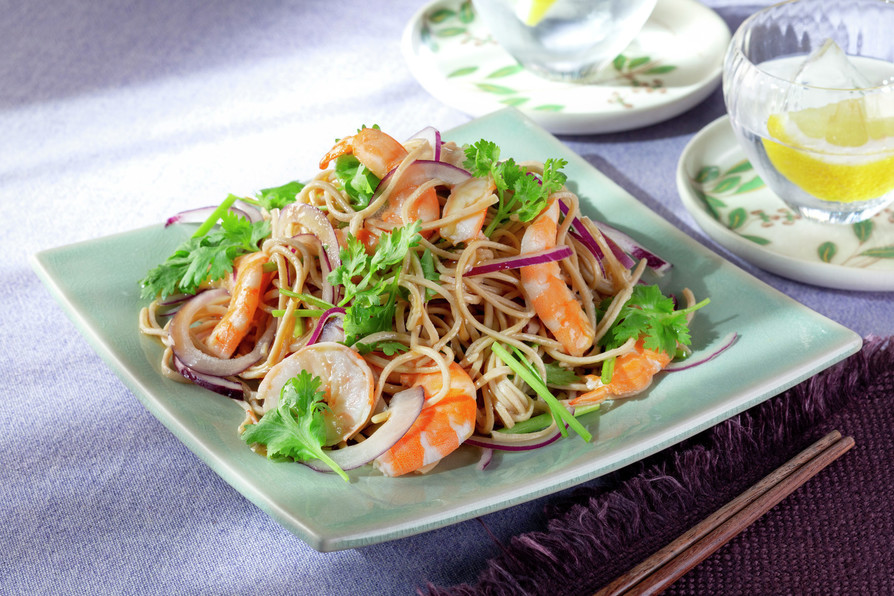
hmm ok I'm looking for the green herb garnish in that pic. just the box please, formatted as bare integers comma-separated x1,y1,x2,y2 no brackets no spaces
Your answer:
241,370,348,482
463,139,568,237
241,181,306,211
334,155,380,209
139,195,270,300
327,221,422,345
491,343,591,442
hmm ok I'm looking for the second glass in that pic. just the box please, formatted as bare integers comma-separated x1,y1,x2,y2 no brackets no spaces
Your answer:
723,0,894,224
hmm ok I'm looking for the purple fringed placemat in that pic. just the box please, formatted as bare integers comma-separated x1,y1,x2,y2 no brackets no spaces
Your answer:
423,335,894,596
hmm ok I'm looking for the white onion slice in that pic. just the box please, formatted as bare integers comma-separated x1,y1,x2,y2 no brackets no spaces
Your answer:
302,386,425,472
169,289,276,377
465,246,573,277
666,332,738,371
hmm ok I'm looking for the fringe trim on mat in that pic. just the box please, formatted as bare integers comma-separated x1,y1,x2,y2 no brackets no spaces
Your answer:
421,335,892,596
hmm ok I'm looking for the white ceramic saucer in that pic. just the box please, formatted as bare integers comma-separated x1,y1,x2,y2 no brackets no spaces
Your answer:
401,0,731,135
677,116,894,291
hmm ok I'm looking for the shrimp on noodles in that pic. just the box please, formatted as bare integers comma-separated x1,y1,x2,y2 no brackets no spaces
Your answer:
138,123,710,480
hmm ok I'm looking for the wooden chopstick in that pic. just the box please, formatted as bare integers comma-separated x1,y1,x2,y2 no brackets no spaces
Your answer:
595,430,855,596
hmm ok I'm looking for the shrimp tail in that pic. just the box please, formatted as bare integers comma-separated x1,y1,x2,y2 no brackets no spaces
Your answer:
319,136,354,170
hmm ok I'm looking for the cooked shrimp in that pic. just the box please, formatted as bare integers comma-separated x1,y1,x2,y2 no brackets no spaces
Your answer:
440,176,495,245
520,200,595,357
206,252,271,359
257,342,376,446
374,362,477,477
569,340,672,406
319,127,440,233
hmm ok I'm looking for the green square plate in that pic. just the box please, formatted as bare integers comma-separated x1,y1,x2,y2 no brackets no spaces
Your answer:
31,109,861,552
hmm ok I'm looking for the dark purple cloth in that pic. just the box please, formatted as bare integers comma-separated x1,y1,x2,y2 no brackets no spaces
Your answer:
424,336,894,596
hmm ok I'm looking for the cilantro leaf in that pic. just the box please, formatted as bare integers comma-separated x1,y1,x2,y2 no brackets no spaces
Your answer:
334,155,380,209
419,248,439,300
139,203,270,300
544,362,580,386
462,140,567,237
253,181,305,211
354,340,409,356
342,295,397,346
599,285,709,356
241,370,348,481
327,222,422,346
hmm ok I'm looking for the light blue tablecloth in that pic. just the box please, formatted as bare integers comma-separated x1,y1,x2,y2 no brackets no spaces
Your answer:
2,1,890,594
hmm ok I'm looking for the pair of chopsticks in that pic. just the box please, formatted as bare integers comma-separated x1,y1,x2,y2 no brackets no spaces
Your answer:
595,430,855,596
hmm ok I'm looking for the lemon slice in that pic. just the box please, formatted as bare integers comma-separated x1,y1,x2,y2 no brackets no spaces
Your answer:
763,97,894,203
522,0,558,26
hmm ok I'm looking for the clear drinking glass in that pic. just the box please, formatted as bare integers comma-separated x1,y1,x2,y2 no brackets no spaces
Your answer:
723,0,894,224
472,0,657,82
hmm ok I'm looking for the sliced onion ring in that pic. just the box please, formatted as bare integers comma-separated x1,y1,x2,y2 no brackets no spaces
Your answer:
173,356,245,400
476,448,494,471
376,159,471,195
465,246,573,276
169,289,276,377
302,386,425,472
165,201,262,227
278,203,341,273
666,332,738,372
405,126,442,162
306,307,347,345
557,200,634,269
596,220,671,275
464,429,564,452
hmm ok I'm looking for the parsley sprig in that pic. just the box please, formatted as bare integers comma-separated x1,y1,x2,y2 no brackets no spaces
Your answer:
333,155,380,209
140,195,270,300
241,370,349,482
327,222,422,346
598,285,709,382
239,180,306,211
463,140,568,237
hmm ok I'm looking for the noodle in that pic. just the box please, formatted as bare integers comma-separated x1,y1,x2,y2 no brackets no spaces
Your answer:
138,125,704,476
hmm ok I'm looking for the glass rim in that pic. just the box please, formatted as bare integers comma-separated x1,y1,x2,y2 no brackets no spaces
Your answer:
729,0,894,93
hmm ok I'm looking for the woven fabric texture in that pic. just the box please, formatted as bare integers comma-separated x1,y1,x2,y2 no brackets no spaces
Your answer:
425,335,894,596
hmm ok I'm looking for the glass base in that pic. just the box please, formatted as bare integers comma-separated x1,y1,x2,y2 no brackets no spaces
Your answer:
793,198,893,224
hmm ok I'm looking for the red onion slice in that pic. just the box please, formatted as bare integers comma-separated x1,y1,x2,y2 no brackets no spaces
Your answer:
303,386,425,472
464,429,564,452
476,447,494,471
596,220,672,275
405,126,442,162
306,307,347,345
278,203,341,273
465,246,573,276
557,200,635,270
376,160,471,195
165,201,262,227
169,289,276,377
173,356,245,400
665,332,738,372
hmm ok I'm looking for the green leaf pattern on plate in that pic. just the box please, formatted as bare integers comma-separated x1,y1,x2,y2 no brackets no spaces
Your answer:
690,158,894,268
610,54,677,89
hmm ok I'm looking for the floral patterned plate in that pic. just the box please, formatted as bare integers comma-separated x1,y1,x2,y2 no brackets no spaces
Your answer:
677,116,894,291
401,0,730,134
